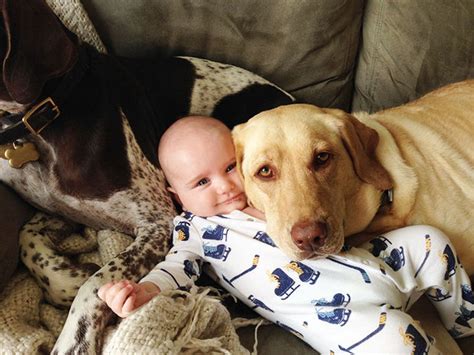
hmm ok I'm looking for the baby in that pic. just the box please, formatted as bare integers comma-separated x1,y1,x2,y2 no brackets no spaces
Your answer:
99,116,474,354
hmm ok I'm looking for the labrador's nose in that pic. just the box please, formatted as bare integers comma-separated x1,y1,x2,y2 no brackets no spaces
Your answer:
291,221,327,251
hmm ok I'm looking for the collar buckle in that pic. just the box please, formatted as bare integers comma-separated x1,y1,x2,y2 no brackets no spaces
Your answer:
22,97,60,135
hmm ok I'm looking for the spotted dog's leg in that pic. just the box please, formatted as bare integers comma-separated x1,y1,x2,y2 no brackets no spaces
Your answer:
53,115,175,354
52,223,171,354
19,212,100,307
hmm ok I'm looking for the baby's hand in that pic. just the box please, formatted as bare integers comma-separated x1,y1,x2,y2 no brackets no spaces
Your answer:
97,280,160,318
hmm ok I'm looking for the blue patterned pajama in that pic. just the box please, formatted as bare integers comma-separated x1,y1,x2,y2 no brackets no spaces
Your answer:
141,210,474,354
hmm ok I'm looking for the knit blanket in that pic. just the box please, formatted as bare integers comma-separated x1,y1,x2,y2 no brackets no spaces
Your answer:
0,212,250,354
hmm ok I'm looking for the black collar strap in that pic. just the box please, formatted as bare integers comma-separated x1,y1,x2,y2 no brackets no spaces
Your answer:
0,98,60,144
0,45,90,145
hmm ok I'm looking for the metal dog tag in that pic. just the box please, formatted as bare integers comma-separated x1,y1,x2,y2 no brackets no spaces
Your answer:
0,144,14,160
4,142,40,168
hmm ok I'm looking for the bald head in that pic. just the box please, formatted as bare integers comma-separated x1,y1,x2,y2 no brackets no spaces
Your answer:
158,116,232,184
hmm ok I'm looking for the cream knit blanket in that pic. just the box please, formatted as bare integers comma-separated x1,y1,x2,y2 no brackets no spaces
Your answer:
0,213,250,354
0,2,250,353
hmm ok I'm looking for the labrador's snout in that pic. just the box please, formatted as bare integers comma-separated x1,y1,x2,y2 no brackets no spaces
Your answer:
291,221,328,251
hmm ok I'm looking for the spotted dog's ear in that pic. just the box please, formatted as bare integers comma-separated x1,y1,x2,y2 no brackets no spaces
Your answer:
0,0,78,104
338,113,393,191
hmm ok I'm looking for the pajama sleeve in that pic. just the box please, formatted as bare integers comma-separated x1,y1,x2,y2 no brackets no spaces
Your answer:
140,217,204,292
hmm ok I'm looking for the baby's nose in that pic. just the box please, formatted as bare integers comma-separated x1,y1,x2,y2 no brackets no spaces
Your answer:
217,178,234,193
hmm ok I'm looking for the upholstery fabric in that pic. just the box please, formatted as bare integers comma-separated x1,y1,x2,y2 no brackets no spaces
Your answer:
353,0,474,113
81,0,364,111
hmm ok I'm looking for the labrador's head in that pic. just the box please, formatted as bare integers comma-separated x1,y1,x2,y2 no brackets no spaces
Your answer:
233,104,392,259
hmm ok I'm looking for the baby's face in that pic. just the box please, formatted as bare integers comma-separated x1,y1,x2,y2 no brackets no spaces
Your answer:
167,131,247,217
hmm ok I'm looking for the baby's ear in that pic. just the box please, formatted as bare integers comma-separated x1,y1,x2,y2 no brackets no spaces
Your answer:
167,186,182,206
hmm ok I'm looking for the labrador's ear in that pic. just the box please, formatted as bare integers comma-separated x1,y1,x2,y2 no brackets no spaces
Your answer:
339,113,393,191
231,123,246,181
0,0,78,104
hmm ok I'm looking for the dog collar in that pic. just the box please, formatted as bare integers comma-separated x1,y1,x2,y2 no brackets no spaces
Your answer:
0,98,60,144
0,45,90,145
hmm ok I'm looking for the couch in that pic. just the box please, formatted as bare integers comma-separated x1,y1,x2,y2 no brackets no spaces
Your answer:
1,0,473,353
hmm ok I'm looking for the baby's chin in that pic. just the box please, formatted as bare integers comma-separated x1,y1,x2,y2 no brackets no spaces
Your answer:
190,202,246,217
214,198,247,215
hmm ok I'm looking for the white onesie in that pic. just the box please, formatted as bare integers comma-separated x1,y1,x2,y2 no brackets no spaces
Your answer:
141,210,474,354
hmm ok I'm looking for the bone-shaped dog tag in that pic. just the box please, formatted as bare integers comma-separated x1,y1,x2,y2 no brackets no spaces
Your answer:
4,142,40,168
0,143,14,160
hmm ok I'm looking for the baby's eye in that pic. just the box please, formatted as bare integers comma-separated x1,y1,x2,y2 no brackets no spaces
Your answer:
226,162,236,173
196,178,209,187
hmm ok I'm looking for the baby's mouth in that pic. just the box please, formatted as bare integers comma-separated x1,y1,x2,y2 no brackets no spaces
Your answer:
220,193,244,205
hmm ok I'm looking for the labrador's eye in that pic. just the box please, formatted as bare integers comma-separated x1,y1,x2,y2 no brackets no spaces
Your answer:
256,165,274,179
314,152,331,167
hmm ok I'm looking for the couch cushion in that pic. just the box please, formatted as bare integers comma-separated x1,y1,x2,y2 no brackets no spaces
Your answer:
353,0,474,113
82,0,363,111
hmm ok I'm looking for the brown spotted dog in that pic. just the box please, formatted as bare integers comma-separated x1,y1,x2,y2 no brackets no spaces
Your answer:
0,0,293,353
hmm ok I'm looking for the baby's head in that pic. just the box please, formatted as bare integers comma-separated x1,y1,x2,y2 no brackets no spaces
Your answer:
158,116,247,217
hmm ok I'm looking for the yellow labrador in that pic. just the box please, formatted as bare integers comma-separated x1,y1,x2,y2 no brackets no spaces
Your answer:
233,80,474,274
